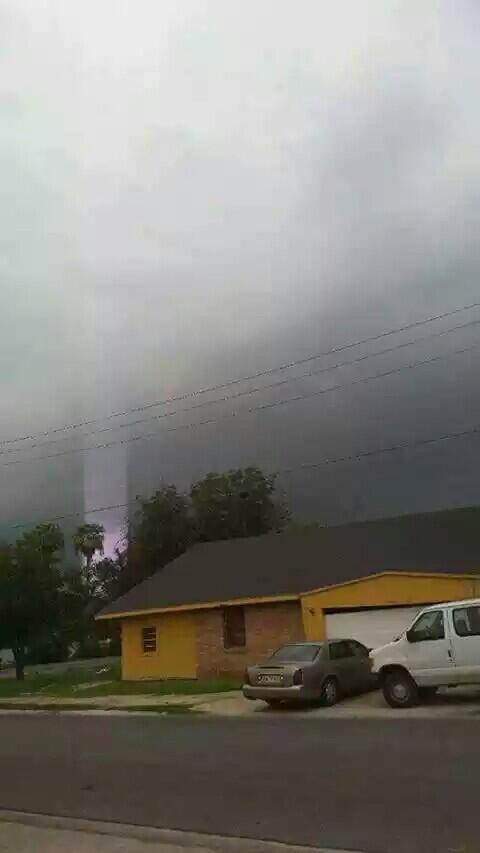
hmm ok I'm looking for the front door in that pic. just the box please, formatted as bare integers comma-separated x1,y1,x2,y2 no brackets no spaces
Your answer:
448,604,480,683
405,609,454,685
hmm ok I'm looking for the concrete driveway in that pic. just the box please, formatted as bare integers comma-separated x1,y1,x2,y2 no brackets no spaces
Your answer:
199,685,480,718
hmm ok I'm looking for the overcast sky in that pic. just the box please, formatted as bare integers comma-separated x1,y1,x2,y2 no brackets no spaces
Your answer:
2,1,480,545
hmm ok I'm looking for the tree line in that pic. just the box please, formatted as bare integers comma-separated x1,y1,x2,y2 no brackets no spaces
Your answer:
0,466,292,680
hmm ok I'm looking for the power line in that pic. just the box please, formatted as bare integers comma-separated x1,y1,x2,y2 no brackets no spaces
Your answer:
8,420,480,531
4,315,480,458
2,299,480,448
278,422,480,476
10,501,138,531
2,339,478,470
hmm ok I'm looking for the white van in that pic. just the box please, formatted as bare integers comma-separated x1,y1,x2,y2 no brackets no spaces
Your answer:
370,598,480,708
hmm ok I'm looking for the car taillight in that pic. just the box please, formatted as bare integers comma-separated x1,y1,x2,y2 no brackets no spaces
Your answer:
244,668,251,685
293,669,303,686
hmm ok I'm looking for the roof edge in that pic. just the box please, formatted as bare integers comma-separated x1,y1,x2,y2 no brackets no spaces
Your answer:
97,569,480,621
300,569,480,598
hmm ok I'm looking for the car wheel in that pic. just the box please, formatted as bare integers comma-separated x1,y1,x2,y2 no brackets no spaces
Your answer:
383,670,419,708
265,699,282,708
320,676,339,707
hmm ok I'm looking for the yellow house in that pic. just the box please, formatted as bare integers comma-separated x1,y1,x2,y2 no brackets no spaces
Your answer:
97,507,480,681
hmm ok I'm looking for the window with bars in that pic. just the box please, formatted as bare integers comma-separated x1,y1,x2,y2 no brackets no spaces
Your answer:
223,606,246,649
142,626,157,653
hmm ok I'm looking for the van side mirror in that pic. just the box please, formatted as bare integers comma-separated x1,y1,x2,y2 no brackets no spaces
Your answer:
406,629,415,643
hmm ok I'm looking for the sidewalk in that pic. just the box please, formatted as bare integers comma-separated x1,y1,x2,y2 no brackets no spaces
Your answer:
0,691,234,713
1,686,480,718
1,821,210,853
0,811,362,853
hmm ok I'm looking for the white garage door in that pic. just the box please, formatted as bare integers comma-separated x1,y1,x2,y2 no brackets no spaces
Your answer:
325,607,423,650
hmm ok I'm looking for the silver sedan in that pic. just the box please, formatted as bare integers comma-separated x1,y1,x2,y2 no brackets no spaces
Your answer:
243,639,373,707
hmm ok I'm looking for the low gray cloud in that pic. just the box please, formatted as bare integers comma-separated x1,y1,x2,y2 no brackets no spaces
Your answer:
1,1,480,540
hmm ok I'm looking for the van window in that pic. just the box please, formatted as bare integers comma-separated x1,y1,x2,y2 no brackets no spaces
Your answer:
409,611,445,642
453,606,480,637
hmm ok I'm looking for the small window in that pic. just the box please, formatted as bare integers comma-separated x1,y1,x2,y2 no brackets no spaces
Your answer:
453,606,480,637
223,606,246,649
142,627,157,653
409,611,445,643
329,641,353,660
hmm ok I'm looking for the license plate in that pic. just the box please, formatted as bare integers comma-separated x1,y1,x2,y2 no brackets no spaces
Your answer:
258,675,282,685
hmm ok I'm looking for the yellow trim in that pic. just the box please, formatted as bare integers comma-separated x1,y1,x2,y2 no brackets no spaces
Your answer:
96,592,300,621
97,571,480,621
301,570,480,598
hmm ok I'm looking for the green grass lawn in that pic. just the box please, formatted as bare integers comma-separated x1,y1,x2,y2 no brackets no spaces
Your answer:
0,661,240,699
77,678,240,698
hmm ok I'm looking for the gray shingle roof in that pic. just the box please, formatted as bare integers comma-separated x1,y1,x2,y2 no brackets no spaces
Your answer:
98,506,480,617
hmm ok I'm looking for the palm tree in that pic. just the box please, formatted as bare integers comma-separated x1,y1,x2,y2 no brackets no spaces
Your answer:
73,523,105,570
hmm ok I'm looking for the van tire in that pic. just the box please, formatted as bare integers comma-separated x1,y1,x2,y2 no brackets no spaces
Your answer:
382,669,419,708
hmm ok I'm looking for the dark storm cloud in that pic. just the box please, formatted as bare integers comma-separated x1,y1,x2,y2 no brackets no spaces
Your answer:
1,0,480,536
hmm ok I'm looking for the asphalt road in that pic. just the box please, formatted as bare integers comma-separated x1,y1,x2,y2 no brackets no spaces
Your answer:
0,713,478,853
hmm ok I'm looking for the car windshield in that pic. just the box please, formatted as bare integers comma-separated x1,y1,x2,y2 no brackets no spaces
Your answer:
269,644,323,663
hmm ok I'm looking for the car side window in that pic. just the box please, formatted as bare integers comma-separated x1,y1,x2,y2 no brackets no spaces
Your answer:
409,610,445,643
453,606,480,637
330,641,353,660
349,640,369,658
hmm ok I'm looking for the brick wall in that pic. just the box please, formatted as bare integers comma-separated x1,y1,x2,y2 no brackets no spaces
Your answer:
195,601,305,679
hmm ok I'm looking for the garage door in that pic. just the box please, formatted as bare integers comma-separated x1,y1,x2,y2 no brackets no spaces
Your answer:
325,607,423,650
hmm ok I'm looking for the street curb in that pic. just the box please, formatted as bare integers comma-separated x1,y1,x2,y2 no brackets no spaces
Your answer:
0,708,166,717
0,809,368,853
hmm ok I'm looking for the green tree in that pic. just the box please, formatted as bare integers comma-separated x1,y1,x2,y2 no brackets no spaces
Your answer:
0,524,64,680
57,565,105,659
66,525,113,659
128,485,193,586
94,551,127,602
73,523,105,571
191,466,289,542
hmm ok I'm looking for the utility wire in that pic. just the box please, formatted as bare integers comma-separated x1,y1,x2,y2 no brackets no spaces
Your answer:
9,501,139,531
4,315,480,457
278,422,480,476
8,420,480,530
2,339,478,470
2,299,480,447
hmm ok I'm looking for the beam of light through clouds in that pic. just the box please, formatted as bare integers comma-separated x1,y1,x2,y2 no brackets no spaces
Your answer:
1,1,480,543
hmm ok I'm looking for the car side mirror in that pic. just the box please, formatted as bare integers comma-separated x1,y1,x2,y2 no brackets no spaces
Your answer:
406,629,415,643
